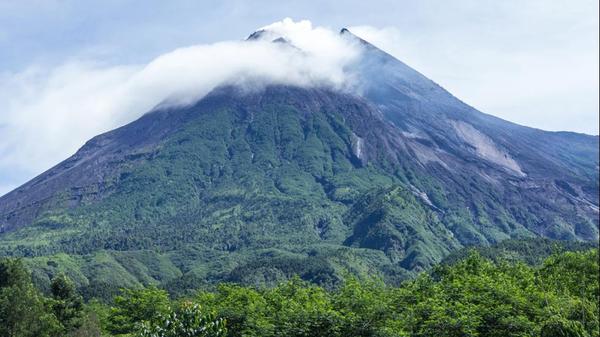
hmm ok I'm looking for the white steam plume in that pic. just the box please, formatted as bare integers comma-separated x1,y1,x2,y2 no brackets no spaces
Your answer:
0,18,361,195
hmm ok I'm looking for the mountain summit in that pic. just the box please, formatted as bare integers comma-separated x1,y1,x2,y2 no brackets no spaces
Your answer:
0,28,597,291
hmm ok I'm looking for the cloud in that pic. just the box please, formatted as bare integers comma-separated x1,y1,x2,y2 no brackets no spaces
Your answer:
0,18,361,192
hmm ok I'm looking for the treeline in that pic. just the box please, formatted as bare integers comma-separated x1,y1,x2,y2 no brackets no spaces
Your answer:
1,249,598,337
441,237,598,266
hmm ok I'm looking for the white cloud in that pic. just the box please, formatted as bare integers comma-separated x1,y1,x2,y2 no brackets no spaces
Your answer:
0,18,361,190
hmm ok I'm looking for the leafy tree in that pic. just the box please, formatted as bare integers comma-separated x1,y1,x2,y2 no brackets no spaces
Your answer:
0,258,61,337
196,284,272,337
265,277,343,337
2,248,598,337
138,302,226,337
107,286,170,335
539,249,599,301
69,310,104,337
50,274,85,333
333,277,393,337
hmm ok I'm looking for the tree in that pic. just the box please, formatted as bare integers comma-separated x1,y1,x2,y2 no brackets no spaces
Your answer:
196,284,272,337
262,277,344,337
69,311,103,337
0,258,61,337
107,286,171,335
333,277,393,337
138,302,226,337
50,274,85,333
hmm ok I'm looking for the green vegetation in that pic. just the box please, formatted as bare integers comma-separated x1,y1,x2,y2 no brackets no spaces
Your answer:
442,237,598,266
0,259,61,337
1,91,597,293
10,237,592,301
0,101,440,291
1,248,598,337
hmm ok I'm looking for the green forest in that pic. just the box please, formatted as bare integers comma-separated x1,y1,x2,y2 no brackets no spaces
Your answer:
1,248,598,337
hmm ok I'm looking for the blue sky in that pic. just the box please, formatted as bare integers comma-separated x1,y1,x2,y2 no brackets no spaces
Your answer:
0,0,598,196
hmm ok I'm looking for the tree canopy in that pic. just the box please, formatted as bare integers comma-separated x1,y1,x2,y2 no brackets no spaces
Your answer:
0,248,598,337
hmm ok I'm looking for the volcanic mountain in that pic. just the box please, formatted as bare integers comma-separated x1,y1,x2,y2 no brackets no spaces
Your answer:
0,28,597,292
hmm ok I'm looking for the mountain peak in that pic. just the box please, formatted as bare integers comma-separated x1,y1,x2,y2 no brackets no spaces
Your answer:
246,29,266,40
0,20,597,293
246,29,293,46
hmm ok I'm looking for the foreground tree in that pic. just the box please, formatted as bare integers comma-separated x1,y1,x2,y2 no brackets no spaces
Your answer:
1,248,598,337
0,258,61,337
107,286,171,335
51,274,85,333
138,302,226,337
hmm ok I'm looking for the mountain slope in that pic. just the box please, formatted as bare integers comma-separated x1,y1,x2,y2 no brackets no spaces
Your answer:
0,29,597,292
346,28,599,241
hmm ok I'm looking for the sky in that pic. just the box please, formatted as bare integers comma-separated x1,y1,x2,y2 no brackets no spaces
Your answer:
0,0,598,196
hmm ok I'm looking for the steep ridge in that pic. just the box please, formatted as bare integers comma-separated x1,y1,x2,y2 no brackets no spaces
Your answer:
0,28,597,292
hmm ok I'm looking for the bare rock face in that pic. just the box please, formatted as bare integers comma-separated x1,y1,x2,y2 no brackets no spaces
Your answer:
0,29,597,285
451,120,525,176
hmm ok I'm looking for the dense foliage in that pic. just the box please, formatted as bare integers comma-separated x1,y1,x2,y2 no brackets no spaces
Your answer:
442,237,598,266
1,248,598,337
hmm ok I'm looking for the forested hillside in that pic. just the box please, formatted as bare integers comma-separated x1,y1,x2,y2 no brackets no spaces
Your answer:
2,248,598,337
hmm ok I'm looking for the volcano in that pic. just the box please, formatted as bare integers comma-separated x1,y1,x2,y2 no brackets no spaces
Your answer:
0,28,597,292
